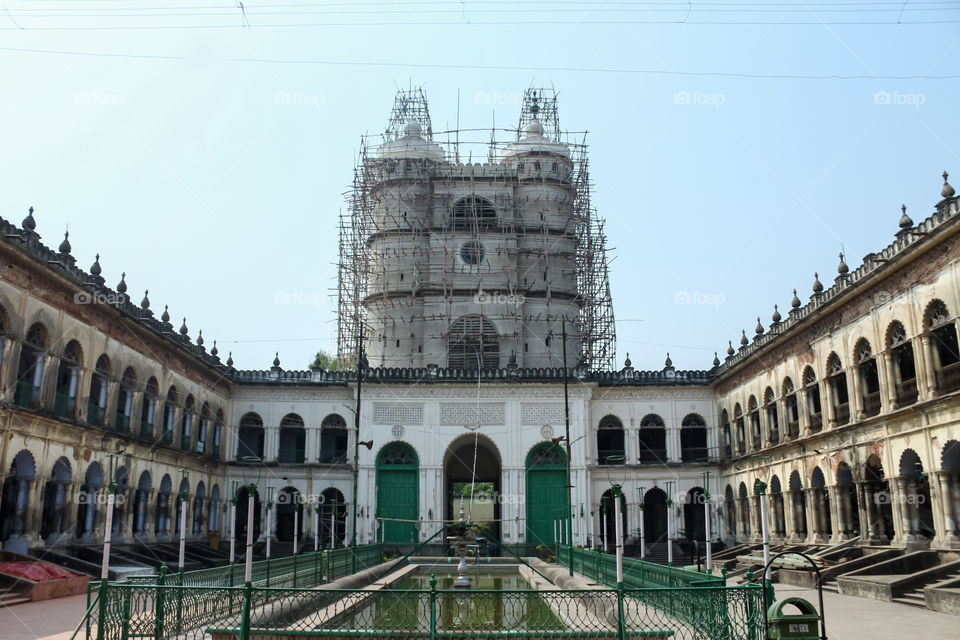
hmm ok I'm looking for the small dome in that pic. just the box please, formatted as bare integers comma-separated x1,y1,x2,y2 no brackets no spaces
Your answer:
141,290,150,310
179,318,189,336
525,118,545,138
772,304,782,323
116,272,127,294
740,330,749,347
837,253,849,275
791,289,801,309
90,254,102,276
22,206,36,231
161,305,170,323
59,230,71,254
899,204,913,229
210,340,218,357
402,120,422,138
942,171,955,199
727,340,735,356
376,120,444,160
713,352,721,367
812,272,823,294
501,117,570,160
755,317,764,335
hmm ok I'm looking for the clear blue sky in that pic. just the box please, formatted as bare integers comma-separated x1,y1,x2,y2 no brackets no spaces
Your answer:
1,2,957,372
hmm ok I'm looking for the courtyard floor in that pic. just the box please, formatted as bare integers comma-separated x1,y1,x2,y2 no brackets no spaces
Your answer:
0,583,956,640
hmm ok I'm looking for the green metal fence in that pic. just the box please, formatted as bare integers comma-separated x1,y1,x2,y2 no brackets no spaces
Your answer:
88,581,764,640
557,545,723,589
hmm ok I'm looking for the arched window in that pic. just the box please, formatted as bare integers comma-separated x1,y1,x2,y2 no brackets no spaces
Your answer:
237,412,264,460
54,340,83,419
213,409,224,458
180,395,195,451
15,323,47,409
0,306,8,372
196,403,210,454
734,404,746,455
87,355,111,427
826,353,849,426
748,396,761,450
886,320,918,406
803,366,823,431
115,367,136,434
162,387,178,445
192,481,206,536
319,413,348,464
278,413,306,463
783,377,799,439
140,377,159,440
926,300,960,394
855,339,881,417
448,315,499,369
764,387,779,445
451,196,497,229
597,415,625,465
638,414,666,464
680,413,708,463
720,410,732,458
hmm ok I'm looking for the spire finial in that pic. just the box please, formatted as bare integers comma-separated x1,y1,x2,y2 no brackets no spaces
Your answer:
791,288,801,309
141,290,150,310
161,305,170,324
899,203,914,230
755,317,764,335
179,318,189,336
812,272,823,294
210,340,218,357
226,352,234,367
740,330,749,347
196,330,204,347
90,253,102,276
713,352,721,367
22,206,36,231
664,352,672,367
837,252,849,275
727,340,735,356
273,352,281,368
772,304,782,323
943,171,956,199
116,272,127,293
59,229,71,254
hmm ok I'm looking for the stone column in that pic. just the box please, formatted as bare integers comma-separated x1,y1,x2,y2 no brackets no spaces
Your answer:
803,489,817,543
827,486,842,542
823,380,836,429
879,352,899,411
895,477,915,543
850,366,864,421
859,483,875,542
816,490,831,542
799,389,812,436
950,473,960,546
917,335,936,399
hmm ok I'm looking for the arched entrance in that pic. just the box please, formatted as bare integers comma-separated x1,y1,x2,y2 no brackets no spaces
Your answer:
899,449,935,539
525,443,566,547
236,485,262,542
133,471,151,537
276,486,302,543
0,450,37,552
865,455,894,541
41,457,71,544
376,442,419,545
319,488,346,548
643,487,667,545
600,488,628,551
78,463,104,541
445,434,502,541
683,487,706,542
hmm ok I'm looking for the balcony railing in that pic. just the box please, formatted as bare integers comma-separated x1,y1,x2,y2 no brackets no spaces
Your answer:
834,402,850,425
785,420,799,440
318,452,348,464
598,450,626,465
54,392,76,418
862,392,882,417
769,430,780,446
680,447,710,463
808,412,823,432
638,449,667,464
936,361,960,395
896,379,919,406
87,402,104,427
14,381,40,409
115,414,131,434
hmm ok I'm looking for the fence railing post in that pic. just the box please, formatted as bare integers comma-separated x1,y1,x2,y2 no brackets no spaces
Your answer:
175,568,184,633
616,583,627,640
155,564,167,640
120,584,132,640
429,574,437,640
240,581,253,640
293,553,298,588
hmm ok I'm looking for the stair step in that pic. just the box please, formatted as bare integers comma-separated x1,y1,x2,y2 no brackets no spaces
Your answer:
0,592,32,607
893,595,926,607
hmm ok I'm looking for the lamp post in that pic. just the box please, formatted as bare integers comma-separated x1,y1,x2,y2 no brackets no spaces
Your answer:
757,480,770,579
313,504,319,552
561,319,574,575
265,486,275,561
638,486,646,560
178,469,189,573
600,495,608,553
229,481,238,565
100,453,120,580
239,456,263,585
351,331,366,573
613,484,624,584
702,471,713,574
664,480,675,566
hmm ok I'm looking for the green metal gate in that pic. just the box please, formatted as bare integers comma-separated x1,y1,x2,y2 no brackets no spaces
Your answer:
525,443,567,546
376,442,419,544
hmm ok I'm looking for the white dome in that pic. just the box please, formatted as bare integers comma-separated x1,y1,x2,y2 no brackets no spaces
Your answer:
376,120,444,160
501,118,570,159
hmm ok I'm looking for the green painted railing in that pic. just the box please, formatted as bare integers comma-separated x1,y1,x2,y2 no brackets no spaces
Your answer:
557,544,723,589
88,581,763,640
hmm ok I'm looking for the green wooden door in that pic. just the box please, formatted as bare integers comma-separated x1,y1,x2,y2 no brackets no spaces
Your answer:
525,444,568,546
376,442,419,544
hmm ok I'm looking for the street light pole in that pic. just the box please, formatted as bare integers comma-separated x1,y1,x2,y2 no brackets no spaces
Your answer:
638,486,646,560
229,481,238,565
178,469,189,572
613,484,624,584
664,480,674,566
101,453,119,580
351,330,365,573
244,483,255,583
561,319,573,576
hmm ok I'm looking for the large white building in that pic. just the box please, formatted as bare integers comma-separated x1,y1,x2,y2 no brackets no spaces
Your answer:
0,88,957,572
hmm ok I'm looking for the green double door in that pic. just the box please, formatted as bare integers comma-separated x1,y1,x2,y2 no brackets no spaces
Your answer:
376,442,419,544
525,444,568,546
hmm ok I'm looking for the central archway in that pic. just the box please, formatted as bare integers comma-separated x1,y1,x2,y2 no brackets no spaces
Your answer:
444,434,502,541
